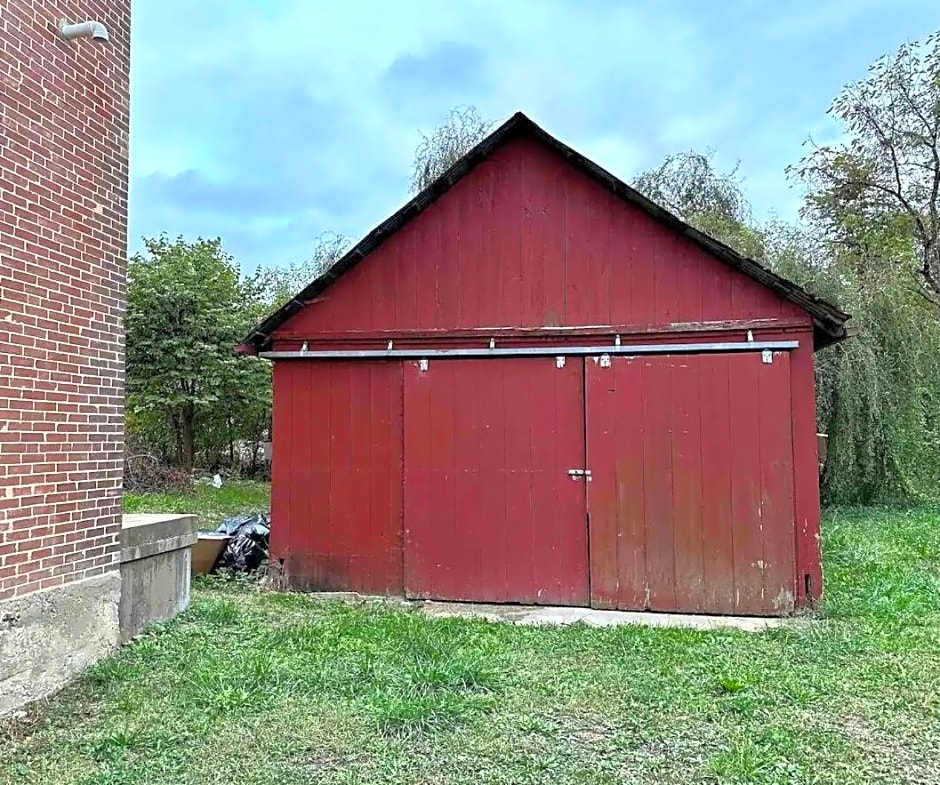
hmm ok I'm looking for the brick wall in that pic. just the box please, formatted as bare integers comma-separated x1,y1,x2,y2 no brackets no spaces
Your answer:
0,1,130,600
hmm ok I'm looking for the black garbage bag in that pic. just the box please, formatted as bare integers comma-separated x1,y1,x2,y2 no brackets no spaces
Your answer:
215,513,270,573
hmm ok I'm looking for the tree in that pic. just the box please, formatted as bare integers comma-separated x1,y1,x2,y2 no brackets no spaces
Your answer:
794,32,940,306
251,231,350,309
126,236,258,473
636,148,940,504
788,33,940,503
634,150,767,259
410,106,492,193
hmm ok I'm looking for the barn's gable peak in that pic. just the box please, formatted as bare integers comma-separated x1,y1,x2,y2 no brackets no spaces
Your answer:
242,112,850,352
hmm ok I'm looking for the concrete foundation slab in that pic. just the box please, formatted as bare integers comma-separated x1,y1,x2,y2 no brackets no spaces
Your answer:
304,592,806,631
119,514,196,642
0,572,121,717
420,601,800,631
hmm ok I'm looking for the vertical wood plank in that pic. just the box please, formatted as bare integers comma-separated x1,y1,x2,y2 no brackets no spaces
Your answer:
269,363,293,566
631,217,657,326
455,165,484,328
328,364,353,586
414,213,441,331
728,353,764,614
368,236,397,329
698,354,736,613
563,176,611,325
790,337,823,606
495,148,524,327
541,154,568,327
759,352,797,613
585,356,618,608
394,226,418,332
367,365,392,592
338,266,372,331
403,361,432,597
436,195,460,330
652,232,678,327
452,359,481,601
476,360,507,601
388,363,405,594
612,358,648,610
564,175,591,325
519,145,547,327
347,365,372,588
607,205,634,325
673,247,704,324
303,364,331,587
670,357,705,612
482,161,506,327
730,275,786,320
530,358,561,602
699,257,733,322
642,358,677,610
428,360,456,597
550,358,588,606
503,360,535,602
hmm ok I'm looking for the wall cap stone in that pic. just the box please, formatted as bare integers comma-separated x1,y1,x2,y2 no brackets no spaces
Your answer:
120,514,196,563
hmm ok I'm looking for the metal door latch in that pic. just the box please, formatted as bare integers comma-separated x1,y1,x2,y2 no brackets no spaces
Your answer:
567,469,593,481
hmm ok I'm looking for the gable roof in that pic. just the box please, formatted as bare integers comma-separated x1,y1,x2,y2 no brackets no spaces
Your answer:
242,112,851,352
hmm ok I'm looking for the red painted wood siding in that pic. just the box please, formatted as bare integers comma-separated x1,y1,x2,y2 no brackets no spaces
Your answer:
274,136,809,341
266,130,824,611
270,361,403,593
586,352,797,615
402,358,589,606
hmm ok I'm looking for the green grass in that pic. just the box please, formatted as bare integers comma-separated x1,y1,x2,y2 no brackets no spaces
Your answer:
123,480,270,530
3,506,940,784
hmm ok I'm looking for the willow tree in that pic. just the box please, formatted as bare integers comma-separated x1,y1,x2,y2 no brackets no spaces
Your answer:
250,231,351,309
410,106,492,193
634,151,767,260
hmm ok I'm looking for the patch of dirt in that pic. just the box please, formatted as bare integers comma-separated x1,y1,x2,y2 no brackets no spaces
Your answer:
543,709,723,783
0,698,52,743
814,712,940,784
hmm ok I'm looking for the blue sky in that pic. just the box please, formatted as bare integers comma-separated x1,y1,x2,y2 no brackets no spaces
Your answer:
129,0,940,272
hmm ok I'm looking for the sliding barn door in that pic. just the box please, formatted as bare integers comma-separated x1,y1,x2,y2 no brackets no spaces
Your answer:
403,358,589,606
586,351,797,616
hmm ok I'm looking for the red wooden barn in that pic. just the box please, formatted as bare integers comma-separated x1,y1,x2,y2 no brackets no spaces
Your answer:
241,113,851,616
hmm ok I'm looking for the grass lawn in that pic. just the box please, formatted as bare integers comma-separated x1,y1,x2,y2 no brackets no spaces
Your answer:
123,480,271,530
3,506,940,784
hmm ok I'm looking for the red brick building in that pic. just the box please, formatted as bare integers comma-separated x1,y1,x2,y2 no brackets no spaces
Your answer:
0,1,130,712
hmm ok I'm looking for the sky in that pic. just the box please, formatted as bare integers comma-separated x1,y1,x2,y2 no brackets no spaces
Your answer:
129,0,940,272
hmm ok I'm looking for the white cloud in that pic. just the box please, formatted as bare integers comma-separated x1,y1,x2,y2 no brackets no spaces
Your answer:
129,0,940,268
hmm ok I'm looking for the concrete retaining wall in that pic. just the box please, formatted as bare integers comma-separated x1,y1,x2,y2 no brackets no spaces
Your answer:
0,572,121,716
0,514,197,717
119,514,196,642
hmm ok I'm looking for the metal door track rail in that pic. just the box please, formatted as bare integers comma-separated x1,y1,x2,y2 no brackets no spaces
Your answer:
260,340,798,360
